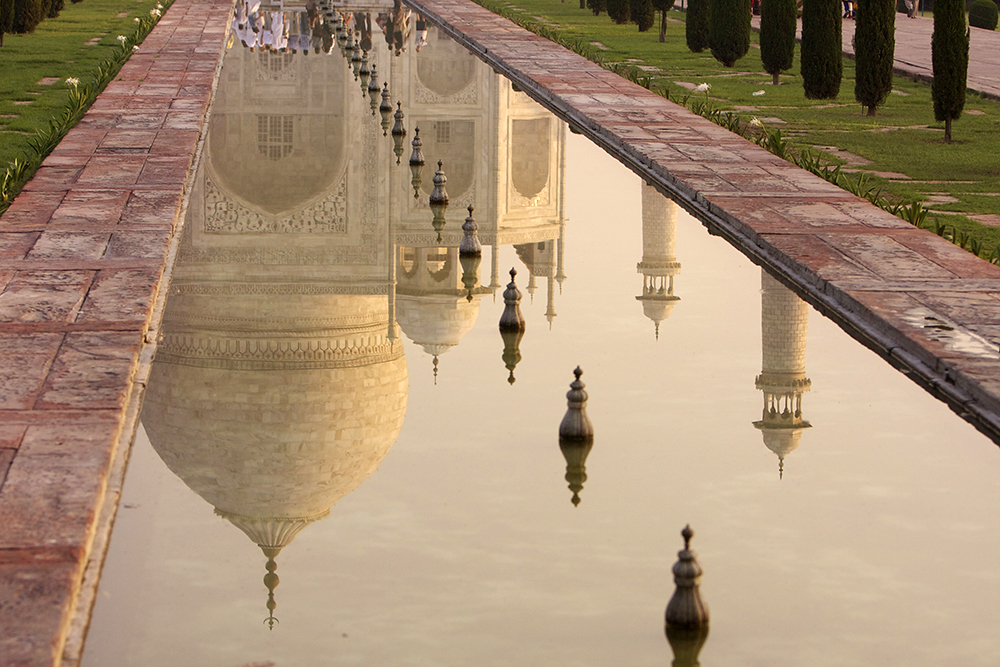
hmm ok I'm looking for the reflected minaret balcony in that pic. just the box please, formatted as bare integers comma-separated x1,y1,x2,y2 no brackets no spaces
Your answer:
753,270,812,478
636,184,681,340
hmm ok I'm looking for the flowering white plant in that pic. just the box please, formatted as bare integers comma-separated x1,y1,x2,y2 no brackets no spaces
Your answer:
749,116,762,127
150,8,161,16
133,45,140,51
116,34,128,42
133,17,140,22
693,83,711,94
65,77,80,87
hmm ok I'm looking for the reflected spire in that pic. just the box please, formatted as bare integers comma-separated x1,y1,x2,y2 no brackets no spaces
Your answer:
636,184,681,340
433,355,439,385
500,328,523,385
753,270,812,479
263,557,279,630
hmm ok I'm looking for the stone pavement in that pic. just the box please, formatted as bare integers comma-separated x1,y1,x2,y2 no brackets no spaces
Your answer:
752,12,1000,100
3,0,1000,665
0,0,231,664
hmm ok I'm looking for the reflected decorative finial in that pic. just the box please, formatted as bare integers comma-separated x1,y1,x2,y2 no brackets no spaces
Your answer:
778,456,784,480
368,65,381,116
391,101,407,137
460,205,481,257
359,50,371,92
499,268,525,333
559,367,594,442
379,83,393,135
410,128,425,198
433,355,439,385
351,40,362,80
429,160,449,205
500,328,523,385
263,557,280,630
665,525,709,631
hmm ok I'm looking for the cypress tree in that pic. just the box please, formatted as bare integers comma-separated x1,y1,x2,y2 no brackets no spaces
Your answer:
607,0,631,22
587,0,607,14
633,0,655,30
760,0,797,84
46,0,62,18
653,0,676,41
801,0,842,98
12,0,43,33
686,0,710,52
854,0,894,115
932,0,969,142
0,0,15,46
709,0,751,66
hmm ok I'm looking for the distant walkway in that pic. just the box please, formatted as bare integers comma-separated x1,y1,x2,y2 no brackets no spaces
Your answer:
752,13,1000,100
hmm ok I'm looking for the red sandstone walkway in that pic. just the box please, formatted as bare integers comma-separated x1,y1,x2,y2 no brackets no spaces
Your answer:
0,0,231,664
4,0,1000,665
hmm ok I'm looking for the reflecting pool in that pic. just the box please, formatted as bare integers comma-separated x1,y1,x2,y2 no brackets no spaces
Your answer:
80,11,1000,667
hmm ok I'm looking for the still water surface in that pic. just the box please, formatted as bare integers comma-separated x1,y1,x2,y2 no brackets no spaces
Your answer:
81,18,1000,667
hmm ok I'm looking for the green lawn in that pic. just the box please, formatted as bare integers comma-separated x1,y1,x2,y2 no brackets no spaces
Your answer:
478,0,1000,255
0,0,162,167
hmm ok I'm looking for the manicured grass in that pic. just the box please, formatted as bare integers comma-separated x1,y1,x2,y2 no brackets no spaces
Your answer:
0,0,162,167
478,0,1000,255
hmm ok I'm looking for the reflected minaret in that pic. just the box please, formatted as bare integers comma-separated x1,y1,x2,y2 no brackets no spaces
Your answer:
753,270,812,478
636,184,681,340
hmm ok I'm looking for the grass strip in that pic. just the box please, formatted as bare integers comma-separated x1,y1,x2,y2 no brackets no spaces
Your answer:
0,0,173,214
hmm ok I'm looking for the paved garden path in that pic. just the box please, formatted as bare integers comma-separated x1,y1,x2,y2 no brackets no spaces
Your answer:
4,1,1000,666
751,12,1000,100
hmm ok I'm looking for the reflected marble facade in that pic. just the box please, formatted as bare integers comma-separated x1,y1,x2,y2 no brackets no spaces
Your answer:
754,270,812,477
139,25,566,625
637,184,681,339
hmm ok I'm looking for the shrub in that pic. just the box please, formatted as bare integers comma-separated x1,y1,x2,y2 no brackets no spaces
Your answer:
760,0,797,84
12,0,44,33
801,0,842,98
854,0,895,114
709,0,751,65
969,0,998,28
686,0,710,51
932,0,969,142
0,0,15,46
632,0,655,30
607,0,631,22
587,0,607,14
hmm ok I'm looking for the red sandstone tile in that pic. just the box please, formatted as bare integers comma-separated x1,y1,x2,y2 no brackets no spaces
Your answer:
1,192,65,226
149,129,199,155
0,559,79,667
106,229,172,258
97,129,156,151
35,331,142,410
760,233,883,283
893,231,1000,279
138,156,191,186
820,231,958,281
136,83,180,97
0,334,63,410
123,95,174,111
162,110,202,130
0,449,14,488
909,291,1000,326
0,233,40,260
169,96,209,112
113,112,166,130
76,156,146,187
100,82,140,96
47,129,108,157
0,425,27,449
74,112,121,130
121,190,182,226
0,271,93,324
50,189,130,226
21,166,81,191
78,267,161,324
26,231,111,260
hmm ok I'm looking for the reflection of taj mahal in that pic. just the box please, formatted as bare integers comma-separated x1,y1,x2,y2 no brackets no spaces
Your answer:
636,183,681,339
139,26,566,625
753,270,812,478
